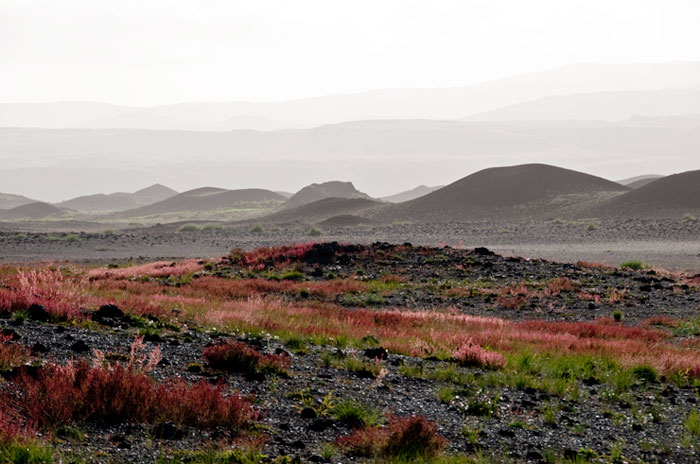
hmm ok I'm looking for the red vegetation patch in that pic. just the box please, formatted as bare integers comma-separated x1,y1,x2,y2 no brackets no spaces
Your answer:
0,269,87,320
232,243,317,270
546,276,580,295
87,260,203,280
1,338,258,432
203,340,289,374
453,340,506,369
184,276,366,300
338,415,446,460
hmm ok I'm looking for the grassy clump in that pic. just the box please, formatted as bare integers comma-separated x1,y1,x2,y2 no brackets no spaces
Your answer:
250,225,264,234
177,224,201,233
333,399,382,429
0,438,54,464
620,260,647,270
308,226,323,237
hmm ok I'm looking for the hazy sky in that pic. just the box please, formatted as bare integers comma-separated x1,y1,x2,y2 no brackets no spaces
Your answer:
2,0,699,105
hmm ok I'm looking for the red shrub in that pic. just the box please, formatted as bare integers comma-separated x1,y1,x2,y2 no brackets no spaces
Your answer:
203,341,289,374
87,260,203,280
546,277,579,295
453,341,506,369
338,415,446,460
5,339,258,432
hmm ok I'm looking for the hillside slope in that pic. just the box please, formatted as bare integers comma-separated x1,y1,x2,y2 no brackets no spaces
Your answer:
382,164,630,222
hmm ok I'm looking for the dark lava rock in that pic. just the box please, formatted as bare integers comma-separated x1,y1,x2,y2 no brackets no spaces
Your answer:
152,422,184,440
300,407,317,419
474,247,495,256
308,418,334,432
31,343,49,354
94,304,124,320
290,440,306,450
27,304,50,322
1,328,21,340
70,340,90,353
364,347,388,360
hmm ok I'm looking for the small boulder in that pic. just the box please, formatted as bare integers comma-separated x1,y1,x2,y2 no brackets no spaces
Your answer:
27,304,50,322
70,340,90,353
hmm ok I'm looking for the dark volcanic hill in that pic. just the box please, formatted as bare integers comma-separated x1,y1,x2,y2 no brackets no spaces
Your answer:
282,181,371,210
257,197,382,225
0,192,36,210
0,202,68,220
57,184,178,213
114,187,286,217
381,164,630,222
588,169,700,218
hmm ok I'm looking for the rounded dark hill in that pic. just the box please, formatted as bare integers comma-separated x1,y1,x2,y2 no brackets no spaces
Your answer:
282,181,371,210
0,202,68,220
588,169,700,218
113,187,286,217
380,164,630,222
255,197,383,225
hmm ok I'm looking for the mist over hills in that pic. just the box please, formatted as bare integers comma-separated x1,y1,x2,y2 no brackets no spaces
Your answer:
466,89,700,122
2,61,700,130
2,115,699,201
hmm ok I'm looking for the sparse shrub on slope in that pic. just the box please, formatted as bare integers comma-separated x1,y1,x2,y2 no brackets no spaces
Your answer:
3,337,258,432
338,414,446,460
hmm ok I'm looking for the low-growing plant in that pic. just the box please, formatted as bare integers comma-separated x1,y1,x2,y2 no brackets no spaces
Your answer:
338,415,446,460
453,341,505,370
250,225,264,234
177,224,201,233
203,341,290,375
0,335,29,371
620,260,646,270
307,226,323,237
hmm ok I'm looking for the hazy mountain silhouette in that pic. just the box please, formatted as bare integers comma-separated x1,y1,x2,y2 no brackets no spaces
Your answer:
257,198,382,225
0,193,36,210
3,62,700,129
380,185,443,203
466,90,700,122
380,164,630,222
0,202,67,220
617,175,665,189
2,116,698,201
113,187,285,217
588,170,700,218
282,181,371,210
57,184,178,213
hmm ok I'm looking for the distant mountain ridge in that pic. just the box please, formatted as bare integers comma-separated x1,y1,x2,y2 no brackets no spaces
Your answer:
282,181,371,210
57,184,178,213
3,61,700,129
112,187,286,218
380,185,443,203
0,202,68,220
0,192,36,210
